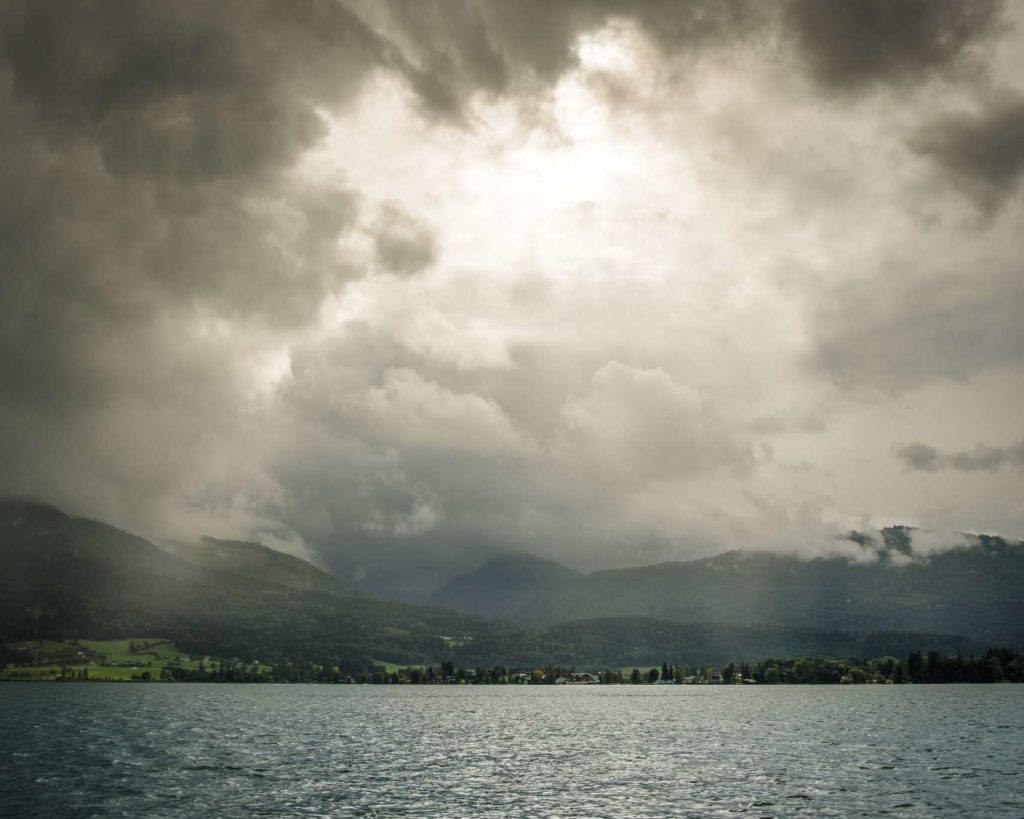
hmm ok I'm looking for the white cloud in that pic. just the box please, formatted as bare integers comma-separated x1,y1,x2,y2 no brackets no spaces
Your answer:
559,362,751,483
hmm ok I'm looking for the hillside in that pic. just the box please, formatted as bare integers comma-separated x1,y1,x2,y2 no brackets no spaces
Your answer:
437,531,1024,648
162,537,360,599
2,501,1013,671
0,501,489,669
447,617,990,670
432,552,584,618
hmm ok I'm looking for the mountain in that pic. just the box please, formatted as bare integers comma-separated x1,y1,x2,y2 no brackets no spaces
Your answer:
432,552,583,618
437,531,1024,648
1,501,1013,670
0,500,489,668
162,537,360,599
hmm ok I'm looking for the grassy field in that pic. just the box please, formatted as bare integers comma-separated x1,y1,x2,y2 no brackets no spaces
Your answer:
1,638,271,681
77,637,180,663
373,661,433,674
1,664,147,681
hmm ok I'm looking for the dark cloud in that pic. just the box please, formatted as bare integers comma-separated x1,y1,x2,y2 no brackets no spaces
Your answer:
626,0,773,50
894,440,1024,472
912,96,1024,213
891,442,942,471
0,1,385,181
375,0,1001,118
946,444,1024,471
808,264,1024,392
356,0,618,121
0,0,386,361
0,0,392,532
372,204,438,276
370,0,773,121
0,0,773,139
785,0,1003,92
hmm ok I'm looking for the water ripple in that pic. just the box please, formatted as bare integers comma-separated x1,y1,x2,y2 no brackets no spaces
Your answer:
1,685,1022,818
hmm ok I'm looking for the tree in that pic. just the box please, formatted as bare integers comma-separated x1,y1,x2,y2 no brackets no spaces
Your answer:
907,651,924,683
793,659,815,684
648,668,660,684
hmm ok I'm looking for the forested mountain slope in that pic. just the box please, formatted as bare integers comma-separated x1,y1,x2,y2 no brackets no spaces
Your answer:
438,531,1024,647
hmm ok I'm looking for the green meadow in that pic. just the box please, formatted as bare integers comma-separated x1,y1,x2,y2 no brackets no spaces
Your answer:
374,661,432,674
1,638,271,681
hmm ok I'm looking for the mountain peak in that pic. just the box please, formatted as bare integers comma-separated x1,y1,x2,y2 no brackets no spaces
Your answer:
431,552,583,619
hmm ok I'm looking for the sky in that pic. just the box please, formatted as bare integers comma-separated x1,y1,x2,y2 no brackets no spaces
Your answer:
1,0,1023,594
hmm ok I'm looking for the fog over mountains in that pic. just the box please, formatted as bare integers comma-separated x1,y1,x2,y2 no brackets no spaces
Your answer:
433,533,1024,647
2,501,1020,669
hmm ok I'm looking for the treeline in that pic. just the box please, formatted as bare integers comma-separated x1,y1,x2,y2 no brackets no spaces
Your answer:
739,648,1021,685
907,648,1024,683
440,618,994,672
72,647,1024,685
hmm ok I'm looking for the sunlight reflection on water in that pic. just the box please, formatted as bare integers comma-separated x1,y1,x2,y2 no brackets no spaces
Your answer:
1,684,1022,818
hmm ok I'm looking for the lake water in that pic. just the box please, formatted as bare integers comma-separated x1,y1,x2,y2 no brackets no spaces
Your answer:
1,684,1022,818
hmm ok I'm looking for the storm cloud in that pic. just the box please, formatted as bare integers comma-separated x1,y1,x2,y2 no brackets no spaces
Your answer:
894,440,1024,472
913,95,1024,213
785,0,1002,91
1,0,1022,596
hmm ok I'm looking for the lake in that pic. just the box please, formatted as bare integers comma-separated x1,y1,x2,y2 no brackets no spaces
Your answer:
1,684,1021,817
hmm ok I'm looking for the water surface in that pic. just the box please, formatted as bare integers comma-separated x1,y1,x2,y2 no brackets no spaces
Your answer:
2,684,1022,817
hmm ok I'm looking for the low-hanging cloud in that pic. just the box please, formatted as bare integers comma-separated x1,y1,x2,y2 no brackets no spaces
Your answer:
893,440,1024,472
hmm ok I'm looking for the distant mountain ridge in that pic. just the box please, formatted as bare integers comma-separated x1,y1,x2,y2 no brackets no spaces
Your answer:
1,501,1018,670
435,530,1024,648
433,552,583,618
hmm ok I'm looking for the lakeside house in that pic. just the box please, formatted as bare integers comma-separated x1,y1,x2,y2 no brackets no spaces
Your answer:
558,672,601,684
